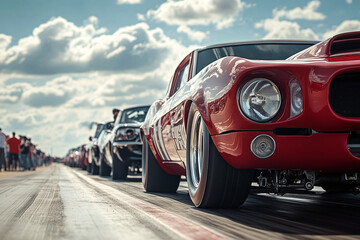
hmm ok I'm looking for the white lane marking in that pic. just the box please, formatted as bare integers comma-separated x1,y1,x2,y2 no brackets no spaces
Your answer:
60,166,178,240
71,169,227,240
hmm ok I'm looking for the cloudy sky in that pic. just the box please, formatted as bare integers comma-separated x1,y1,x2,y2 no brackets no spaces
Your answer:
1,0,359,156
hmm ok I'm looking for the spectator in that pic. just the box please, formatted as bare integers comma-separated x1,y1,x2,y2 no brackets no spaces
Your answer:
36,149,42,166
29,139,36,171
0,128,7,171
113,108,120,122
19,138,30,171
6,132,21,171
5,144,10,170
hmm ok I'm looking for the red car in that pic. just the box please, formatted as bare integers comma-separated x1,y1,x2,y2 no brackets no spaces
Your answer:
140,32,360,208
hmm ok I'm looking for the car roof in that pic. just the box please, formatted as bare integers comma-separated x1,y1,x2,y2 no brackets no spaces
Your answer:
196,40,319,52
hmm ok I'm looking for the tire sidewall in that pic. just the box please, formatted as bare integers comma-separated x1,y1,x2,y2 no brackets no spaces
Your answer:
112,149,128,180
142,137,149,189
186,104,209,207
100,151,110,176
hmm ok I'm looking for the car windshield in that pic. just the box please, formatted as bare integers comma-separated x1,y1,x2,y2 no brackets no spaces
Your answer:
119,106,150,124
195,43,315,74
94,124,105,138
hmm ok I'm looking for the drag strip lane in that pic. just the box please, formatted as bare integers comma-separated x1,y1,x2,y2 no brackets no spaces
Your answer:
1,164,359,240
59,165,186,240
70,166,226,240
71,166,360,240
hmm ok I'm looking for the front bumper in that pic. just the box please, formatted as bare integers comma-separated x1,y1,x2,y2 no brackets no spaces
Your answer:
113,141,142,165
212,131,360,172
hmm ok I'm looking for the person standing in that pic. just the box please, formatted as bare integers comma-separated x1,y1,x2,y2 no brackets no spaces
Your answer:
5,144,10,170
29,139,36,170
0,128,7,171
19,138,30,171
6,132,21,171
113,108,120,122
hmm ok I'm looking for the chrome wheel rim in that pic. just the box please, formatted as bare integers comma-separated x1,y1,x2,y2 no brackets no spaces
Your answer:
189,111,203,189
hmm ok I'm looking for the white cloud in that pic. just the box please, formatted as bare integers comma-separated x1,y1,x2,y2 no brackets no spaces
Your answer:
1,106,106,156
323,20,360,39
0,34,11,50
1,72,166,155
117,0,142,4
273,0,325,20
256,18,319,40
0,34,12,62
0,17,196,156
87,16,99,25
0,82,29,104
0,17,182,75
146,0,247,29
22,76,76,107
346,0,352,3
137,13,145,21
1,69,182,155
177,25,207,42
255,1,323,40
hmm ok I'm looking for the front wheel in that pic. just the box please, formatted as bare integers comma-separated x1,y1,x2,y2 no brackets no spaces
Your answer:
82,161,87,170
186,104,254,208
112,151,128,180
92,161,99,175
142,137,180,192
100,152,111,176
87,163,92,173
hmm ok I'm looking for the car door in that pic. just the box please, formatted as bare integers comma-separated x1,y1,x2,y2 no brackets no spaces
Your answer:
150,100,171,161
167,53,193,162
149,54,191,162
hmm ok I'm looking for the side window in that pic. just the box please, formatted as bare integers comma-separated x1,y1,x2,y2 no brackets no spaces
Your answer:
179,64,189,89
171,62,190,96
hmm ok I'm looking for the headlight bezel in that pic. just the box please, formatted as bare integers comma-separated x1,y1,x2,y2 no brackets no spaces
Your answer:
237,78,282,123
289,78,303,118
114,127,140,142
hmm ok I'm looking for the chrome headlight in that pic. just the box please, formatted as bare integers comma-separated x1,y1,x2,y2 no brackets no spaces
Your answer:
115,128,140,141
239,78,281,122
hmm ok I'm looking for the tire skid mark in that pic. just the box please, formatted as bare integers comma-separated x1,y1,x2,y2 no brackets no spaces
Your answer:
0,175,39,195
0,183,17,195
0,180,45,223
71,167,227,240
20,166,65,239
0,166,66,240
14,192,38,218
0,171,49,237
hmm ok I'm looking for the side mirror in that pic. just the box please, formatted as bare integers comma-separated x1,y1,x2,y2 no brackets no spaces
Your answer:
106,122,114,130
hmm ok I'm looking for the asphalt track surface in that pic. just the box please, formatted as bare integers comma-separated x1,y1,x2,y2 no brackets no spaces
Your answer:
0,164,359,240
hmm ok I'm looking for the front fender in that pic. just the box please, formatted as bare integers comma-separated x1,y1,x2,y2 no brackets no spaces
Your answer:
187,56,249,135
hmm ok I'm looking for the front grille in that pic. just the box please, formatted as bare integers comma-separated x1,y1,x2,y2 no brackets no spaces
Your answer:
329,72,360,117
